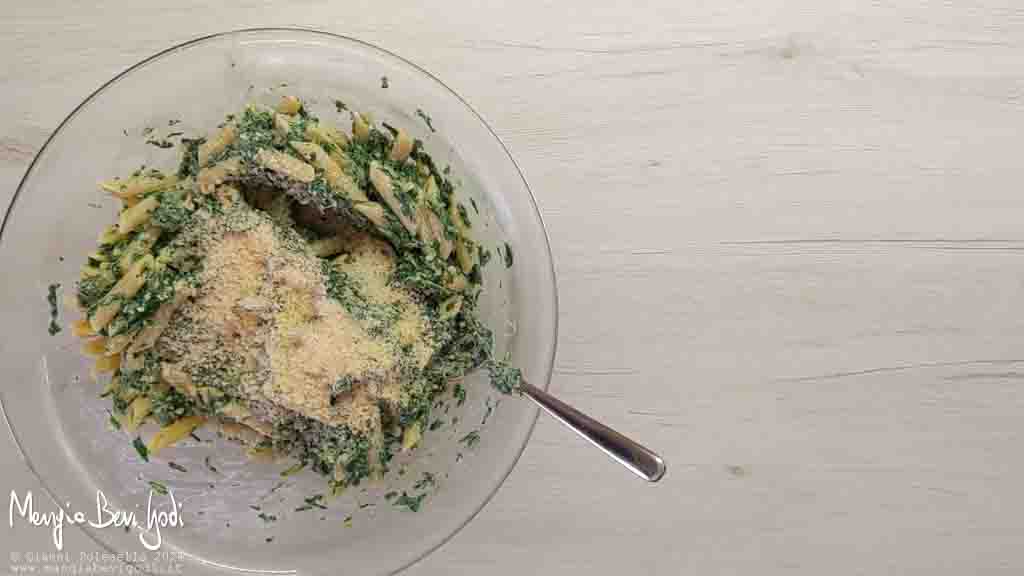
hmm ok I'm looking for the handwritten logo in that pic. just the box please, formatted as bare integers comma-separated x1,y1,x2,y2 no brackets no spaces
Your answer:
9,489,183,551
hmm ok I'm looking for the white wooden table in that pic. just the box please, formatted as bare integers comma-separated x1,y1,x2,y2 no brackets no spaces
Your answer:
4,2,1024,574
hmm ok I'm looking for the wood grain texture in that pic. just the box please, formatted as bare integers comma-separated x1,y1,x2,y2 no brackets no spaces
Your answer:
4,1,1024,574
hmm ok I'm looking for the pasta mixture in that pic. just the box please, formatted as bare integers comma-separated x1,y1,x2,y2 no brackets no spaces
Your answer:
70,96,515,490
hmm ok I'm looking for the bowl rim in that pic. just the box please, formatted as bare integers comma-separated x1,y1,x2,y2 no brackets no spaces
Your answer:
1,26,559,576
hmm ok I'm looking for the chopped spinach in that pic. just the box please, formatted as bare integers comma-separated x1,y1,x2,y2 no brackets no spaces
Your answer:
306,493,327,507
133,437,150,462
487,359,522,394
146,138,175,149
481,397,495,425
394,491,427,512
76,273,115,312
46,283,61,335
413,471,436,491
503,242,514,268
459,430,481,448
151,388,195,426
151,188,193,232
177,137,205,179
457,204,471,229
232,107,276,163
415,108,436,133
294,493,327,512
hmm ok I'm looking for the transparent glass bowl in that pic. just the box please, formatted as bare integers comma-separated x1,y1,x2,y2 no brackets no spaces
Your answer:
0,29,557,575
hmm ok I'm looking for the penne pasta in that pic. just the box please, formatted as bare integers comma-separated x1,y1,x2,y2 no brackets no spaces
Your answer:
290,141,365,202
255,148,315,183
448,196,470,235
352,112,370,142
198,123,238,167
446,272,468,292
89,255,153,332
104,332,135,355
118,196,159,234
354,201,387,229
274,113,293,139
415,202,435,247
369,162,417,235
98,224,127,246
389,129,414,162
127,282,194,355
94,353,121,374
218,419,267,447
101,175,176,200
125,396,153,432
71,318,95,337
309,234,348,258
417,176,453,259
81,337,108,357
455,238,476,274
401,421,422,451
147,416,206,455
100,374,121,397
197,157,241,194
276,95,302,115
305,121,350,150
290,141,337,177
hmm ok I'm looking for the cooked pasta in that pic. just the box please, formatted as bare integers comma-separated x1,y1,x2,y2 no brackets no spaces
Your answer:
88,255,153,332
389,129,414,162
197,123,237,167
275,94,302,116
255,148,315,182
197,157,241,194
71,95,517,492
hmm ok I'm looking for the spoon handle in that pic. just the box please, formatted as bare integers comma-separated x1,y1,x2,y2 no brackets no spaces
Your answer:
519,380,667,482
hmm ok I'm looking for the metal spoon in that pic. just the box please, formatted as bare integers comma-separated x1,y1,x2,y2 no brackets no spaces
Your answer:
520,380,667,482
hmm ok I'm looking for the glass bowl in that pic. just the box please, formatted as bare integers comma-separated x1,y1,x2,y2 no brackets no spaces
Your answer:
0,28,557,575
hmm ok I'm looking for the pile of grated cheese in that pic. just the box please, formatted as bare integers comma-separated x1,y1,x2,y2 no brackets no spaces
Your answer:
156,201,436,437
